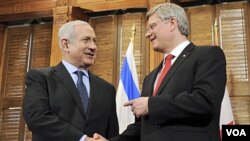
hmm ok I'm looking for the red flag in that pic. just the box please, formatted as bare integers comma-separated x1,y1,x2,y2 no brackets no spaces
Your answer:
219,86,235,138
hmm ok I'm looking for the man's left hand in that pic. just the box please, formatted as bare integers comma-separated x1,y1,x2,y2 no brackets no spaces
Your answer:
124,97,149,118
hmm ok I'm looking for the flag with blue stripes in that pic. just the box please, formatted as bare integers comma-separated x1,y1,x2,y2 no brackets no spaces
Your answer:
116,40,140,133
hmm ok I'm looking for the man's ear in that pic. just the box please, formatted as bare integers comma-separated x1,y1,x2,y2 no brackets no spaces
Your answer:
170,17,177,31
61,39,69,52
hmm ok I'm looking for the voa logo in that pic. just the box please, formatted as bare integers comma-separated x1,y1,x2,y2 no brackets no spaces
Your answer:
226,129,246,136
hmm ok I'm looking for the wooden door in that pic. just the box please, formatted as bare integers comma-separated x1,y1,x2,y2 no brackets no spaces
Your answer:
0,23,52,141
216,2,250,124
187,2,250,124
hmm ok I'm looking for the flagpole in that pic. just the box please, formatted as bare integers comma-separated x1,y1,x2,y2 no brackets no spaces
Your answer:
116,22,140,133
214,18,218,46
131,23,136,44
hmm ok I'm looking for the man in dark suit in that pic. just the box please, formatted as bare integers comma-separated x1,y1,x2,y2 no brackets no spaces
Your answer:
94,3,226,141
22,20,119,141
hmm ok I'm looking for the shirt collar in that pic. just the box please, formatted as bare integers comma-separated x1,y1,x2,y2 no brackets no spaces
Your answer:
62,60,89,78
164,40,190,59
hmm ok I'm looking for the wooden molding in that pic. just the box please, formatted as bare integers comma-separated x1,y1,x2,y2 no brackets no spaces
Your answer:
75,0,148,12
148,0,170,8
0,0,57,15
53,6,70,24
70,7,90,21
50,6,70,66
56,0,70,6
0,11,53,22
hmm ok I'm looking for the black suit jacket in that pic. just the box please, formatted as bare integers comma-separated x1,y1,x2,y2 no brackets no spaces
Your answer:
22,62,119,141
111,43,226,141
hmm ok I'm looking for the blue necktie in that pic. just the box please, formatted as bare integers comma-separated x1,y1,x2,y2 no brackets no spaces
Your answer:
75,70,89,114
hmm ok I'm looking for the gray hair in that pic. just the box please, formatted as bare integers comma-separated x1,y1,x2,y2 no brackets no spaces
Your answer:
146,3,189,37
58,20,89,48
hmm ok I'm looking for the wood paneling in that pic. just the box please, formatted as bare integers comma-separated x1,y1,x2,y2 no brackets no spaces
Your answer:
0,26,30,141
0,11,53,23
90,16,118,84
0,24,52,141
4,27,30,97
149,0,170,8
217,3,250,124
0,25,5,137
75,0,148,12
217,3,249,93
187,2,250,124
187,5,215,45
25,23,52,141
231,96,250,124
74,0,105,4
0,0,56,15
31,24,52,68
49,6,69,66
90,12,147,88
1,107,22,141
0,24,5,65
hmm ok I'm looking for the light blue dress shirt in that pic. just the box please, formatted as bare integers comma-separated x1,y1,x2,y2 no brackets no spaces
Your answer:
62,60,90,141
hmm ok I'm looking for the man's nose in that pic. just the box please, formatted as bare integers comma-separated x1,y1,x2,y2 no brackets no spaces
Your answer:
145,30,152,38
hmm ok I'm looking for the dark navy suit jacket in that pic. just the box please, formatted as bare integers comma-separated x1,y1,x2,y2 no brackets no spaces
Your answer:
111,43,226,141
23,62,119,141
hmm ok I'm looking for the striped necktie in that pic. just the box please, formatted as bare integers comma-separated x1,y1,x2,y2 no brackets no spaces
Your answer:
75,70,89,114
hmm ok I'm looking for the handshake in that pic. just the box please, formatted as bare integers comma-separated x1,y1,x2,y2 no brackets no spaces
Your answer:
86,133,108,141
85,97,149,141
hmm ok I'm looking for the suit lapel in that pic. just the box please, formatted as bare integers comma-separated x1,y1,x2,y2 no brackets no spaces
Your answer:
54,62,86,118
147,63,163,96
155,43,195,96
86,72,104,121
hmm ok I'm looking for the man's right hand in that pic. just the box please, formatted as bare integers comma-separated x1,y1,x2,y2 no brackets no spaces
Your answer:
85,133,108,141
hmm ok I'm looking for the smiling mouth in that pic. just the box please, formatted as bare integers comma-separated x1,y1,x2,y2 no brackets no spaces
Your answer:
85,52,95,57
150,37,156,42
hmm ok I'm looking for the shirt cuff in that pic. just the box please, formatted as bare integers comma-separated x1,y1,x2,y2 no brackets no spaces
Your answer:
80,135,87,141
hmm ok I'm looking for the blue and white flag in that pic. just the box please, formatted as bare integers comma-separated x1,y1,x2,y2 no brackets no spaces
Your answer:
116,40,140,133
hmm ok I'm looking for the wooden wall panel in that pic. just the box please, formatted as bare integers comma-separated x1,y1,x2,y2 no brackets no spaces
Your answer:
74,0,104,4
24,23,52,141
0,25,5,119
90,16,117,85
1,107,22,141
186,2,250,124
50,6,70,66
31,24,52,69
75,0,148,12
0,0,56,15
218,4,249,95
217,2,250,124
0,24,4,66
3,27,30,97
90,12,147,89
0,26,30,141
148,0,170,8
231,97,250,124
0,23,52,141
187,5,215,46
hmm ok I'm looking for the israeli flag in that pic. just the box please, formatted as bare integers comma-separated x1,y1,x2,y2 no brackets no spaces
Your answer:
116,40,140,133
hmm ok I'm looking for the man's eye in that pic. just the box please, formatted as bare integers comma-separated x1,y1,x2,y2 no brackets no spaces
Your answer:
83,39,89,42
150,23,157,29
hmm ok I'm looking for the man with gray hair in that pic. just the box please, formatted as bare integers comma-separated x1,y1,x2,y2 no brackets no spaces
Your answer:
94,2,226,141
22,20,119,141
